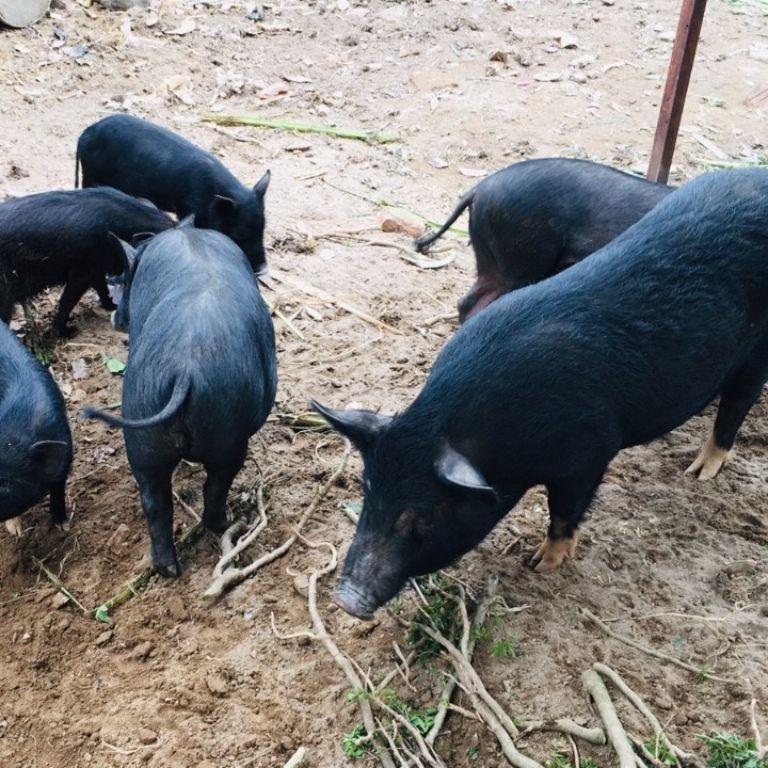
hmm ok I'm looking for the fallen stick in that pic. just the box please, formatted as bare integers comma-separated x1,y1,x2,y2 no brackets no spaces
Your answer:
322,179,470,237
282,746,308,768
426,575,500,745
204,442,351,599
94,522,204,622
581,669,637,768
582,609,735,684
269,411,331,431
752,699,766,760
203,114,398,144
593,663,696,766
209,485,267,581
264,297,306,340
34,558,90,615
269,270,402,334
272,536,396,768
520,719,606,746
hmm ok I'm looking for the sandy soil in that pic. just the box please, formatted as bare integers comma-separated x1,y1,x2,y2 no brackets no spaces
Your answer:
0,1,767,766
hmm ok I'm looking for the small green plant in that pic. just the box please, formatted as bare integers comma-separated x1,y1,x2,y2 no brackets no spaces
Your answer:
546,753,573,768
580,759,600,768
408,575,461,658
379,689,437,735
467,745,480,761
473,625,490,641
644,737,677,766
342,724,370,760
701,732,767,768
491,636,518,658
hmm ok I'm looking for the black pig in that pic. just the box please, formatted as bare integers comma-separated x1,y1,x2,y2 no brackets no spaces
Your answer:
76,114,271,274
415,158,672,321
316,168,768,619
0,188,173,336
0,322,72,534
83,220,277,576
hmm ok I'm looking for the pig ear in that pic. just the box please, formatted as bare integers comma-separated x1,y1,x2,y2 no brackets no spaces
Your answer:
177,214,195,230
435,445,496,498
253,169,271,197
108,232,138,274
30,441,70,480
310,400,391,450
211,195,239,218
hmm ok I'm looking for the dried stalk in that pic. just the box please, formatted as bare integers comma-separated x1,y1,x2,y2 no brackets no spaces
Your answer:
204,443,351,598
752,699,766,760
581,669,637,768
593,663,698,766
272,535,396,768
582,609,735,684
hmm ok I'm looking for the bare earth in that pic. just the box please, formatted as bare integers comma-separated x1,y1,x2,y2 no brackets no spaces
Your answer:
0,1,767,766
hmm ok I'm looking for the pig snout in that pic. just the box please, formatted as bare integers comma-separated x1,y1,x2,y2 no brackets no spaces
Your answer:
332,579,378,621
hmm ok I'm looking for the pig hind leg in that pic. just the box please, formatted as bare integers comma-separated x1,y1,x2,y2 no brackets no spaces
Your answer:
687,358,768,480
134,465,181,577
531,473,605,573
91,273,116,311
201,454,245,534
52,273,92,335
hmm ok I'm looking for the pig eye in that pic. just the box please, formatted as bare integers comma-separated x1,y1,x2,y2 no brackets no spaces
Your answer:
394,510,420,539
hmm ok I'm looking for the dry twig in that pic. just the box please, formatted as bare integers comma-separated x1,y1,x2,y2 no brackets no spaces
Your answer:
204,443,351,598
582,609,735,684
581,669,638,768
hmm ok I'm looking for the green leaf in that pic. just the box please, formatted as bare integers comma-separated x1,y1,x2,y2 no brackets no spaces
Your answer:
94,604,111,623
102,355,126,375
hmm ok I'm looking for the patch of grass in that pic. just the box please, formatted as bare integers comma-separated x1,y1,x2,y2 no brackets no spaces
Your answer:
644,737,677,766
491,637,518,658
467,745,480,761
580,759,600,768
342,724,371,760
700,732,768,768
546,753,573,768
407,575,461,658
379,689,437,735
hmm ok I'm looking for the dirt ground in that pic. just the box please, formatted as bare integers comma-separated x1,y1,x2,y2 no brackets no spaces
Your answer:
0,1,767,766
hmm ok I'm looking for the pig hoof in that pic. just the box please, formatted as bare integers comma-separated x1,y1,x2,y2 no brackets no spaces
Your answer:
152,559,182,578
52,324,77,338
202,515,229,535
4,517,24,538
685,435,731,480
530,533,578,573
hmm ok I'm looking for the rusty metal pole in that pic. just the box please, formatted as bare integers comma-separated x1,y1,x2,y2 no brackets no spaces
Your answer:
647,0,708,184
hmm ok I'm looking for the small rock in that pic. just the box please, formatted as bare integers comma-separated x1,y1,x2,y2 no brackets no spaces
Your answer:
107,523,131,553
428,156,449,169
35,587,58,604
489,50,508,64
95,630,113,646
136,728,157,745
379,213,424,239
50,592,70,610
534,71,562,82
554,33,578,49
206,674,229,696
410,70,458,92
749,44,768,64
130,641,154,661
96,0,148,7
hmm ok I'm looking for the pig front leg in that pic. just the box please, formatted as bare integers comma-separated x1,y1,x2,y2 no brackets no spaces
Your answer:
91,274,117,311
134,466,181,577
52,273,91,336
531,473,605,573
49,479,68,526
